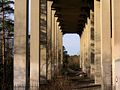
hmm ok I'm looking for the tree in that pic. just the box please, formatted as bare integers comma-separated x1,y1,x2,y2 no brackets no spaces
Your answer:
62,46,70,75
0,0,14,31
0,0,14,89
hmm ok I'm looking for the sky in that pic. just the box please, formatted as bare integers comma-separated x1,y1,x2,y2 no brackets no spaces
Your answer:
63,34,80,56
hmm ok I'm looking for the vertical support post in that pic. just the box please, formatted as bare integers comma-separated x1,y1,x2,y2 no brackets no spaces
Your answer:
111,0,120,89
94,0,102,84
82,24,89,74
30,0,40,86
60,31,63,66
51,10,55,79
80,32,85,72
56,21,59,75
58,30,63,75
79,35,81,69
14,0,28,87
86,18,91,78
100,0,112,89
40,0,47,83
54,17,57,78
80,35,83,69
89,10,95,80
47,1,52,80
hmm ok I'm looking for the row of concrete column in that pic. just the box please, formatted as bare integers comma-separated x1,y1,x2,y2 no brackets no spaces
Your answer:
14,0,120,90
80,17,90,77
94,0,112,89
14,0,63,88
80,10,95,79
80,0,120,90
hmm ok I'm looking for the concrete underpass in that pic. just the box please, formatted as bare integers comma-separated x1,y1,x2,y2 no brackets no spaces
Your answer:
9,0,120,90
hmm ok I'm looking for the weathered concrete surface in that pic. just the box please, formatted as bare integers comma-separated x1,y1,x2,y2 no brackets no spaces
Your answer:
30,0,40,85
80,24,90,75
54,17,57,77
94,0,102,84
115,60,120,90
47,1,52,80
80,33,84,71
58,30,63,75
51,10,55,79
89,10,95,80
80,12,95,79
80,27,86,73
112,0,120,89
14,0,27,86
40,0,47,83
56,21,59,75
100,0,112,89
60,31,63,67
85,18,91,77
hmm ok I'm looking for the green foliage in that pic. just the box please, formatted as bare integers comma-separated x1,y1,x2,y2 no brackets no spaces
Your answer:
0,0,14,32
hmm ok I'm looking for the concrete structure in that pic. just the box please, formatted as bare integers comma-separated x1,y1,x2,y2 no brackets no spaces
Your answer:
94,0,102,84
80,10,95,79
14,0,27,86
13,0,120,90
100,0,112,89
112,0,120,89
40,0,47,83
30,0,40,86
47,1,52,80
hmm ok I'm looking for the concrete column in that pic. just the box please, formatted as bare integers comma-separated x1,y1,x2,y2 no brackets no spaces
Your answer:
53,16,56,78
14,0,27,86
54,17,57,77
57,29,60,75
59,30,63,74
30,0,40,86
57,22,61,75
79,36,82,68
80,34,83,69
82,32,85,72
85,24,88,75
56,21,59,75
51,10,55,79
47,1,52,80
86,18,91,78
57,27,62,75
81,28,86,73
100,0,112,89
89,11,95,80
82,23,89,75
80,31,83,71
60,31,63,66
83,28,86,73
40,0,47,83
112,0,120,89
94,0,102,84
84,24,88,75
80,32,85,72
